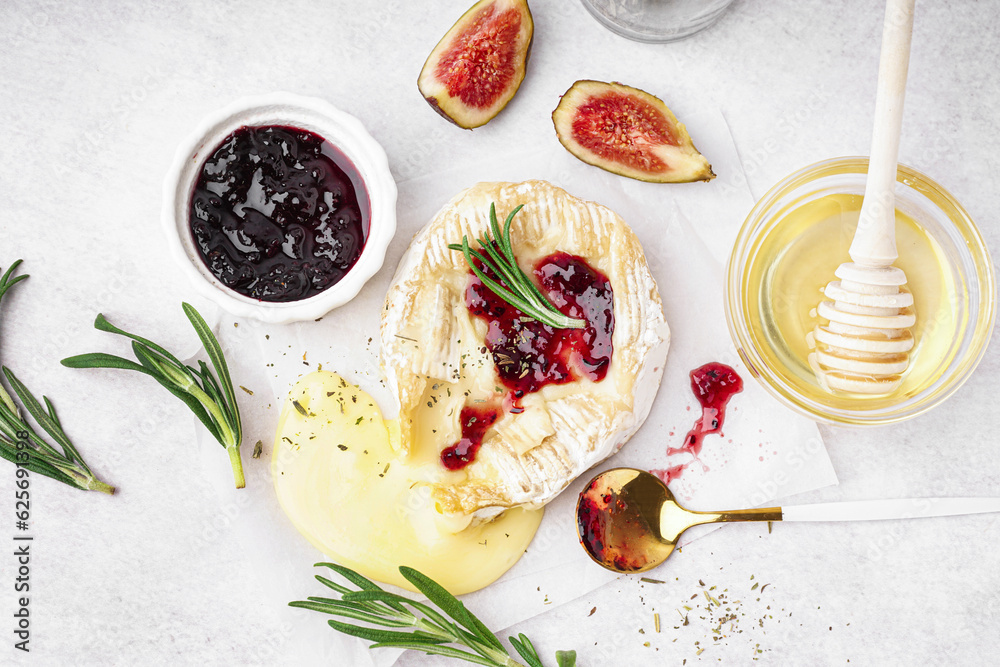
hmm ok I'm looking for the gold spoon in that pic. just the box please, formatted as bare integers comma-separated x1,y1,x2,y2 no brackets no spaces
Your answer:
576,467,1000,573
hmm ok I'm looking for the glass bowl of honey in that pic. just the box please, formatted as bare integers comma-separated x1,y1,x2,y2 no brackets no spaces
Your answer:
726,157,995,425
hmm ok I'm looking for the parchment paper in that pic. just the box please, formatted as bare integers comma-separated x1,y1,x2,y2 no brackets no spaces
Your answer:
192,107,837,665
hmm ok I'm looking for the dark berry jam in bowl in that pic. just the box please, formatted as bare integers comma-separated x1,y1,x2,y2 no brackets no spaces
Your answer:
189,125,370,302
162,93,397,323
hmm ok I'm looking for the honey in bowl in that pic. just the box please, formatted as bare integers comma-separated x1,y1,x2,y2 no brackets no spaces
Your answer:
727,158,995,425
749,192,957,409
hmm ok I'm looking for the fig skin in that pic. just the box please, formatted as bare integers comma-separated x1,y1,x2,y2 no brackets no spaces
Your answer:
552,80,715,183
417,0,534,130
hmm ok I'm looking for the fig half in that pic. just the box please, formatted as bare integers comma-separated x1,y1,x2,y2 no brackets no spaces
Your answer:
417,0,533,129
552,80,715,183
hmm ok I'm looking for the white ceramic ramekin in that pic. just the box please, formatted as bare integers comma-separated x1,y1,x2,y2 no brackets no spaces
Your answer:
162,92,397,324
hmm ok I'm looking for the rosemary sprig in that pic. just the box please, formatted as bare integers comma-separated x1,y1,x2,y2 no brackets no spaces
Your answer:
0,260,114,494
0,259,28,302
61,303,245,488
290,563,577,667
448,203,585,330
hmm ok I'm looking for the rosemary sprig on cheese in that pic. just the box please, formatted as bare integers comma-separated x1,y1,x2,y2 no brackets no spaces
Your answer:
0,260,114,494
291,562,577,667
449,203,585,330
62,303,245,488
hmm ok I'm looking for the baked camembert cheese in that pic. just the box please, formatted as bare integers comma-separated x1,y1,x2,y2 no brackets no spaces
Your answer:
382,180,670,520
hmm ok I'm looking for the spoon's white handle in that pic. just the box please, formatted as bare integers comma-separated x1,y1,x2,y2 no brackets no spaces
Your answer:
849,0,915,267
781,498,1000,523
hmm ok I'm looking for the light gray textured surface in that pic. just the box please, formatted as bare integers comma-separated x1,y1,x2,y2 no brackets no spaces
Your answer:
1,0,998,665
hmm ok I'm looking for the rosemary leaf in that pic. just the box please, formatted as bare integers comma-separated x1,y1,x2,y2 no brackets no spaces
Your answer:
325,619,443,646
366,641,499,666
400,566,505,652
448,203,585,330
0,259,28,301
42,396,61,427
314,574,353,596
509,634,544,667
555,650,578,667
342,590,460,642
93,313,187,369
304,596,412,622
62,304,246,488
128,343,223,444
3,369,84,467
315,562,408,612
184,302,241,445
0,449,78,489
0,381,16,414
289,600,414,628
195,360,227,414
461,243,548,321
61,352,153,375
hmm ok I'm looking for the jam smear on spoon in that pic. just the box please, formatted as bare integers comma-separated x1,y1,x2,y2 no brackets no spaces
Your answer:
576,470,670,573
577,480,653,572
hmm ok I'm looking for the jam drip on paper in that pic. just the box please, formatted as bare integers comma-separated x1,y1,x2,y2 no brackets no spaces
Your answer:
652,362,743,484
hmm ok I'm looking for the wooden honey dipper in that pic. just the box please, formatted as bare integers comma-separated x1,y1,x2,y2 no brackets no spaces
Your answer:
811,0,916,395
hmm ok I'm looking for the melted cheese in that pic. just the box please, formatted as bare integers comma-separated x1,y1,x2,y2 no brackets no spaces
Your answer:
272,371,543,595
